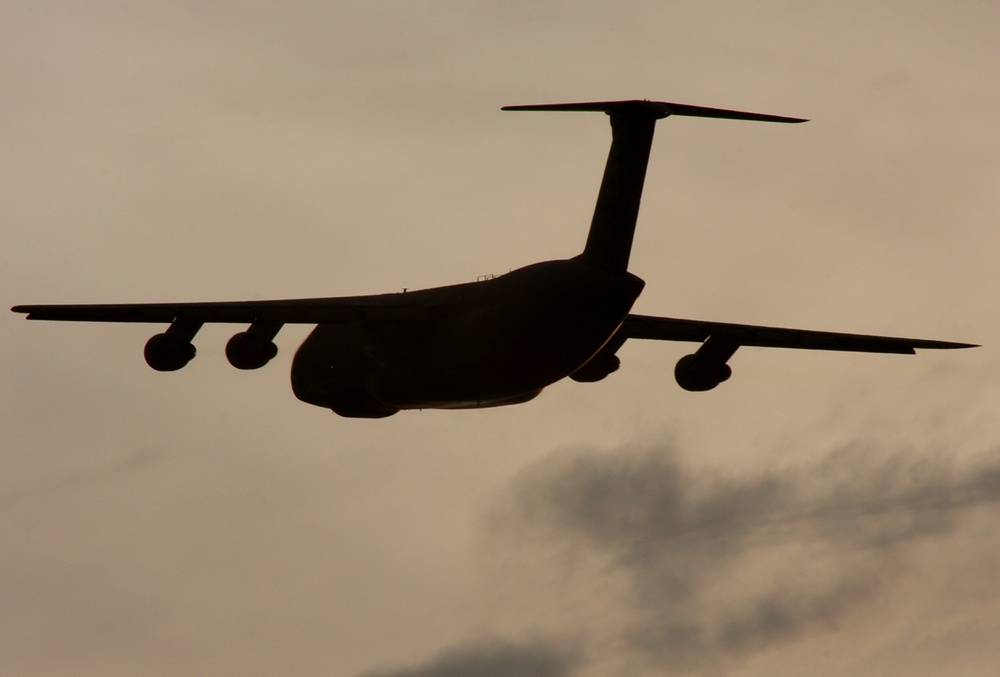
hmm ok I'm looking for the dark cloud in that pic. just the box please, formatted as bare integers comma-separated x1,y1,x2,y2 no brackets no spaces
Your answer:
482,443,1000,675
359,638,575,677
349,444,1000,677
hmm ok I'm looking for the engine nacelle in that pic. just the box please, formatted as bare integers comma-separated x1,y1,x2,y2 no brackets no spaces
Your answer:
144,332,196,371
226,331,279,370
674,353,732,392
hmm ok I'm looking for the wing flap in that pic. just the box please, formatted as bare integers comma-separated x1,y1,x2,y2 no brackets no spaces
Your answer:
622,314,976,354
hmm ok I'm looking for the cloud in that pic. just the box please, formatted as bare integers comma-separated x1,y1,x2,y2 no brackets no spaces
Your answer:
359,638,576,677
351,443,1000,677
0,447,163,512
477,442,1000,676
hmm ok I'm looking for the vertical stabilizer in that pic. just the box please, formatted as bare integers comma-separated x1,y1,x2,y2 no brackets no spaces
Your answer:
580,110,660,273
502,100,806,274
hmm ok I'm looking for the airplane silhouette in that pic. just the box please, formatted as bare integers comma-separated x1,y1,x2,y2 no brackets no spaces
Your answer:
12,100,975,418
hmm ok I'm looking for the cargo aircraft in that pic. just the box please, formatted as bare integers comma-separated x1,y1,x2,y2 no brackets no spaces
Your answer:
12,100,975,417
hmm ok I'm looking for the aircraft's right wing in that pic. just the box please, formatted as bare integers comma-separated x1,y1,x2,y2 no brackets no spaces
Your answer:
617,313,976,392
621,314,976,354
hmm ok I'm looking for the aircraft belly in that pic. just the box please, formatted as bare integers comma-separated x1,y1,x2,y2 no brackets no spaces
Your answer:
376,274,643,409
290,261,644,414
379,319,599,408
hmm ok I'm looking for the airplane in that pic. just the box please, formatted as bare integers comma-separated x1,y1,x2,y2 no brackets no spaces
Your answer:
12,99,976,418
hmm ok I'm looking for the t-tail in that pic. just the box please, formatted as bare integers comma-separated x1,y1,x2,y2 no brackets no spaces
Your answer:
502,100,807,274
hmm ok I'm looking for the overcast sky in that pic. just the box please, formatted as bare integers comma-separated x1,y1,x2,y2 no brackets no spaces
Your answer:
3,3,1000,676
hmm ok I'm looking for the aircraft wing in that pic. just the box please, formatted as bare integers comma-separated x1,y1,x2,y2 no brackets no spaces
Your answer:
11,293,431,371
10,295,411,324
621,313,976,354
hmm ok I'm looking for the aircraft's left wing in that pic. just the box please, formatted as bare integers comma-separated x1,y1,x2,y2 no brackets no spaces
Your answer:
621,314,976,354
10,296,401,324
617,313,976,391
10,294,421,371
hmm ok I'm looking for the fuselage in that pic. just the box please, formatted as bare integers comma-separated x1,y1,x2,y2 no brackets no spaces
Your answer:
290,258,645,417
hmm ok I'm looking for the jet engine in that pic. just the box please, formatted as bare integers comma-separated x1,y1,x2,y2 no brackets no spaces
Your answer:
674,352,734,392
226,331,279,370
144,332,196,371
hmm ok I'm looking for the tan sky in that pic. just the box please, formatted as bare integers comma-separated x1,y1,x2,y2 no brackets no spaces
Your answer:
3,2,1000,676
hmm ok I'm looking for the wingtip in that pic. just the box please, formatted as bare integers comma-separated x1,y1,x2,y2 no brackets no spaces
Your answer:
920,340,980,350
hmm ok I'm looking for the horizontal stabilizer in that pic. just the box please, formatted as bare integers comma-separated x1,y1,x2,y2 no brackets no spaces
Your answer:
502,99,807,123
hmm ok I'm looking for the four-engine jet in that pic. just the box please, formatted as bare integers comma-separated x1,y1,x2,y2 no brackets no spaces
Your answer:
12,100,975,417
